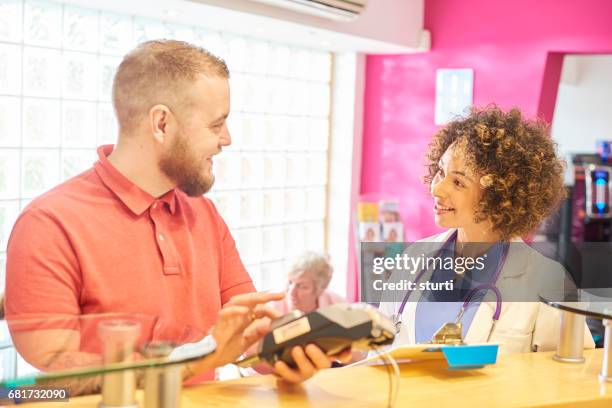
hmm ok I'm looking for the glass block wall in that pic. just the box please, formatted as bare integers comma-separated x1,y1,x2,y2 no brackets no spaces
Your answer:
0,0,334,378
0,0,332,298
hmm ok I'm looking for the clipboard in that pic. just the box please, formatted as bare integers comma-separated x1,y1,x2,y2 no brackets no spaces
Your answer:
356,343,499,370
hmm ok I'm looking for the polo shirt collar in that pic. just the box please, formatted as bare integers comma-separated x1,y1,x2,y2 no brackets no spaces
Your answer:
94,145,177,216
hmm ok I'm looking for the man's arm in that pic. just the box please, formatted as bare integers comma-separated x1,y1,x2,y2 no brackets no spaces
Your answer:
6,208,87,370
6,208,82,320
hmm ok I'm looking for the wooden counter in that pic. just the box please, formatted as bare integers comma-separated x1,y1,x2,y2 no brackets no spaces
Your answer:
18,349,612,407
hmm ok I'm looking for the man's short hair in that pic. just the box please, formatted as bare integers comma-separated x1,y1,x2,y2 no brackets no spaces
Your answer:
112,39,229,133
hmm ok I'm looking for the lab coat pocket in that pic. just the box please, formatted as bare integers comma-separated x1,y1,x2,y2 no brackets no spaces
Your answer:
491,330,533,354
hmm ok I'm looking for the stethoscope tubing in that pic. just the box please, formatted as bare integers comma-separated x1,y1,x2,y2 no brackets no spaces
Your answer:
393,231,509,331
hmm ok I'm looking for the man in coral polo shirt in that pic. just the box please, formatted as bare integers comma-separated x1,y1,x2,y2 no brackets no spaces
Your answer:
5,40,344,386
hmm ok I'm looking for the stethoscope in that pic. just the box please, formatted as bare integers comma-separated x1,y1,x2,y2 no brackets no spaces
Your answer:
390,231,509,342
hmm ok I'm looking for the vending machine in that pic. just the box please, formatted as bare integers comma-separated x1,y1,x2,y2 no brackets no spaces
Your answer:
559,143,612,347
558,153,612,289
571,161,612,244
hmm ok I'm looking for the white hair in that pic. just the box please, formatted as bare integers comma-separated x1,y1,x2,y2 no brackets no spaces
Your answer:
289,252,333,295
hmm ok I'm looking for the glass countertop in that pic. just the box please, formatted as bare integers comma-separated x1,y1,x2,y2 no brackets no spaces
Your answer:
539,288,612,320
0,313,215,402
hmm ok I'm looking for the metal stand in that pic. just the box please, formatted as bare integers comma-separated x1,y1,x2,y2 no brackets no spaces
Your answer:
553,310,585,363
98,320,141,408
600,318,612,382
143,342,182,408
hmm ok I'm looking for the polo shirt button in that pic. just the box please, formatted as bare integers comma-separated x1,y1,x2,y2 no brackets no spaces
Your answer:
152,203,158,209
158,234,164,241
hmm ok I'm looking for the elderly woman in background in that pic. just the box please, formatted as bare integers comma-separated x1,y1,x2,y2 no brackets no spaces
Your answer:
275,252,345,314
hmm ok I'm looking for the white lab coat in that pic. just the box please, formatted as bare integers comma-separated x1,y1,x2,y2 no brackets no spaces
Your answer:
378,229,595,354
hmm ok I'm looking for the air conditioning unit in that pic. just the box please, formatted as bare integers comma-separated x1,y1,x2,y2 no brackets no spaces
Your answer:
248,0,367,21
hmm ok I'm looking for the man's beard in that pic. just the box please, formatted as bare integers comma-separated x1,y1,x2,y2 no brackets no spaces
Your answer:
158,132,214,197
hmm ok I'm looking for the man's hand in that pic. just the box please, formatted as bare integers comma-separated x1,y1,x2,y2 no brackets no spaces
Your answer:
225,293,353,384
192,291,352,384
272,344,352,384
207,292,284,367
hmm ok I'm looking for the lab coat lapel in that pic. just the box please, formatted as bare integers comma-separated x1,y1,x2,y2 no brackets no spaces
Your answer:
399,229,456,344
464,238,527,343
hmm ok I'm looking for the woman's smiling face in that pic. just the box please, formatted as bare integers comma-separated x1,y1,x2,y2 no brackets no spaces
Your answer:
430,142,482,230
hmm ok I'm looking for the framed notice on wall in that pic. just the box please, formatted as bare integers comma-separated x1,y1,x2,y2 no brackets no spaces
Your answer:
435,68,474,125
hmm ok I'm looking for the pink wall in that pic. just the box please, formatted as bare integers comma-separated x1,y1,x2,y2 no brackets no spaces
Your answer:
350,0,612,300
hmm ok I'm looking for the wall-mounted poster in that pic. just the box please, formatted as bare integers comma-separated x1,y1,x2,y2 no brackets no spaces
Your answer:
358,222,380,242
435,68,473,125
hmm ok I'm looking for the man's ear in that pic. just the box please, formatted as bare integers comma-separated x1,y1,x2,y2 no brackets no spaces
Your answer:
149,104,173,144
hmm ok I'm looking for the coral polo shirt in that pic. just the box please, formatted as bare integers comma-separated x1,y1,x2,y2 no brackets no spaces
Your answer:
6,145,255,344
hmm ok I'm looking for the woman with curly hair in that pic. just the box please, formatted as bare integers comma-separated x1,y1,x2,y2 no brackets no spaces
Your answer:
380,106,594,353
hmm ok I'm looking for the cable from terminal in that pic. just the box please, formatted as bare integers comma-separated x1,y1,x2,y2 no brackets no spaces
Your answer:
371,346,400,408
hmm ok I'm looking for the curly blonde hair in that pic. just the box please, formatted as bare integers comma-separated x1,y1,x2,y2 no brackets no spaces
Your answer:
425,106,566,240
